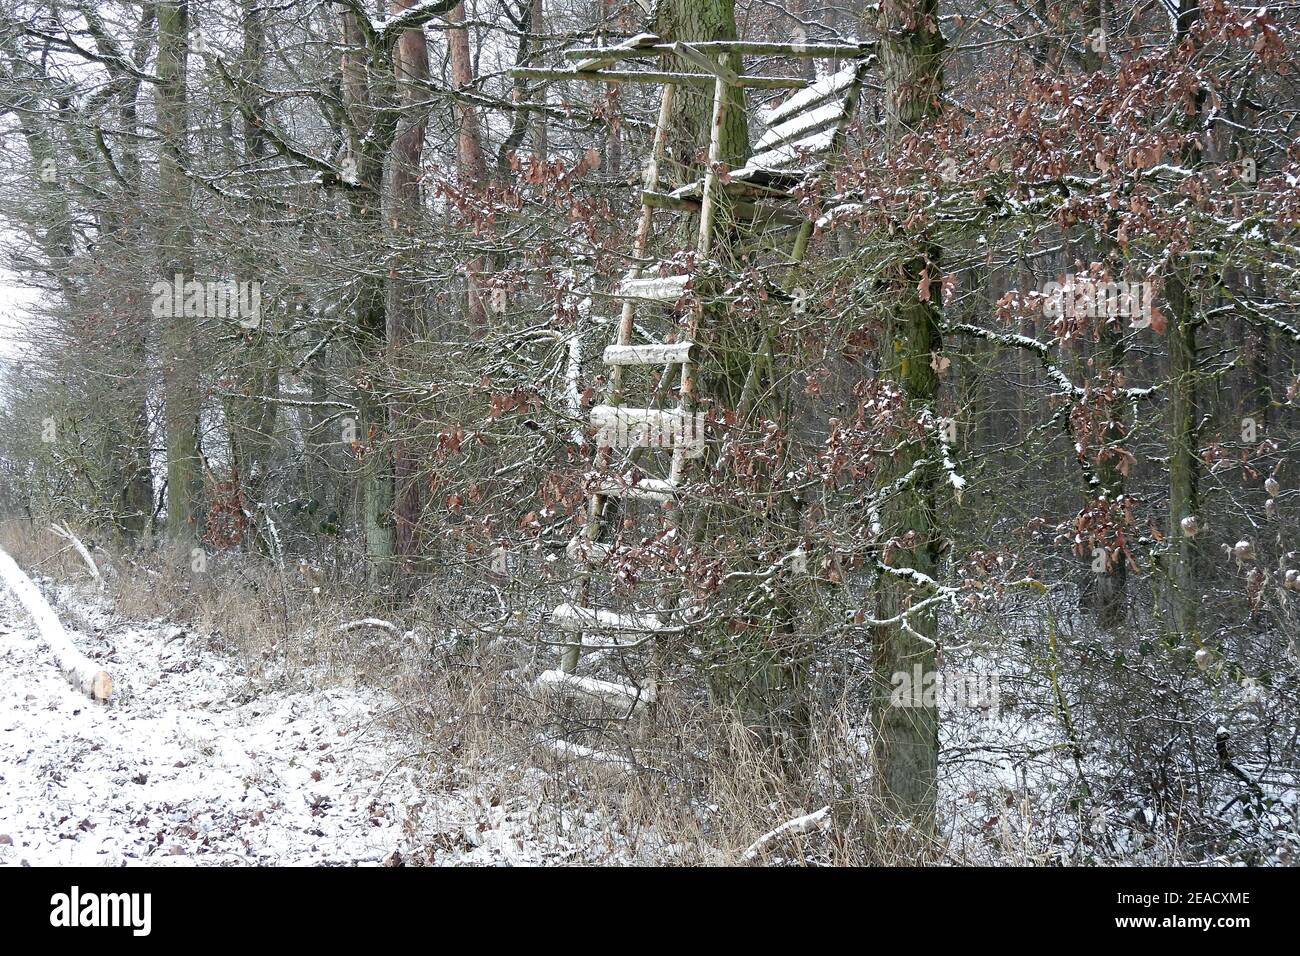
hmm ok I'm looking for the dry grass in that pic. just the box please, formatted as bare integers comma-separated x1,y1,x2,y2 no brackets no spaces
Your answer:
0,520,974,864
2,518,383,688
3,519,1240,866
386,611,947,865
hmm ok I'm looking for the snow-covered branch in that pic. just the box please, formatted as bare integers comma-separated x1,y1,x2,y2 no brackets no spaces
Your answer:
742,806,832,862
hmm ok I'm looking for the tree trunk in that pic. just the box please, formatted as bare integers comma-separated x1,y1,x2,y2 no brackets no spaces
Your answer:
388,0,432,563
447,2,489,327
1161,0,1204,641
654,0,749,176
1165,274,1201,640
339,8,395,581
596,0,620,175
870,0,945,829
156,0,203,542
530,0,548,162
228,0,278,534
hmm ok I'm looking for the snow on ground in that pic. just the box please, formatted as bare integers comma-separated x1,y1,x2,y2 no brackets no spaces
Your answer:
0,577,596,867
0,587,437,865
0,579,665,866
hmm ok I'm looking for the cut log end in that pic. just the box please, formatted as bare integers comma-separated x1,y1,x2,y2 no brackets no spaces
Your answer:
90,671,113,701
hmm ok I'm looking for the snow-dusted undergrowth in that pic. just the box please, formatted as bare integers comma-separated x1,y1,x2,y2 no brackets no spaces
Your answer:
4,570,1292,867
0,581,620,866
0,585,433,864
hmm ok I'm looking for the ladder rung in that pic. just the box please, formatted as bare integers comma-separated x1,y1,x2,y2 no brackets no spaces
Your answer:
537,670,656,709
552,603,666,632
617,274,689,301
592,405,689,429
603,342,695,366
594,477,678,501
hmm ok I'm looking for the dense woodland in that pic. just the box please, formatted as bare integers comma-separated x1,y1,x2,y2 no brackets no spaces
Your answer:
0,0,1297,864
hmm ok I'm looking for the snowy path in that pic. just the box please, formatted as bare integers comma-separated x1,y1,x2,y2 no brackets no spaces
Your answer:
0,585,431,866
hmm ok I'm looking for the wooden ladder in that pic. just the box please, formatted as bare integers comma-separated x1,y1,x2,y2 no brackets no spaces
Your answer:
519,38,873,768
538,60,731,767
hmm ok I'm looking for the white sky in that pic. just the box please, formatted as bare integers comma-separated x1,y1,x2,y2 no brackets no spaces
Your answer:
0,267,36,364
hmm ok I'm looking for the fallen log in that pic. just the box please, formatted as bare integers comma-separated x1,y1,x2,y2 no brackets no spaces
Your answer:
0,544,112,700
741,806,831,863
337,618,399,634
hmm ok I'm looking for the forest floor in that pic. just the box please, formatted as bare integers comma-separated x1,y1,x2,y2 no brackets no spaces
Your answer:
4,568,1291,867
0,580,590,866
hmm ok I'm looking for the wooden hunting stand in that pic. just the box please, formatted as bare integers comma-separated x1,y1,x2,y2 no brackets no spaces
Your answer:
515,35,875,769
